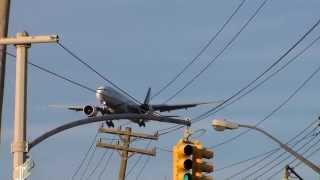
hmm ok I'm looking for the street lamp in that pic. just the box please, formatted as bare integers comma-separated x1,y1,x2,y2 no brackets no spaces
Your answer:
211,119,320,174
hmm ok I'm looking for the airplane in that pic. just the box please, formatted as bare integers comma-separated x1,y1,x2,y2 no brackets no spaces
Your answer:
64,86,219,127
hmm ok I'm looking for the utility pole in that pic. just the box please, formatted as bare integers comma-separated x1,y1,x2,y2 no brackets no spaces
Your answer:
283,165,290,180
96,127,158,180
283,165,303,180
0,32,58,180
0,0,11,144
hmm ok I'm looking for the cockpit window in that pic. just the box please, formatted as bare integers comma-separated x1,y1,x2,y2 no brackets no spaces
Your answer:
97,86,106,91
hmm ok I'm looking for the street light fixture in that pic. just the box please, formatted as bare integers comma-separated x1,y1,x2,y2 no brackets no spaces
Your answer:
211,119,320,174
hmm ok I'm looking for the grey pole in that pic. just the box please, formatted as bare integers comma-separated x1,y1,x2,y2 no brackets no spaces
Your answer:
239,124,320,174
12,32,29,180
0,0,11,144
0,33,58,180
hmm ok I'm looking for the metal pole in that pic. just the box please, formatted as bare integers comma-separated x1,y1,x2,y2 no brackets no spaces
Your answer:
28,113,186,150
239,124,320,174
11,32,29,180
118,127,131,180
0,0,11,144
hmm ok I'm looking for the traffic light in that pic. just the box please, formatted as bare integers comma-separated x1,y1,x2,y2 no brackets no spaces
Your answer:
173,139,194,180
192,140,214,180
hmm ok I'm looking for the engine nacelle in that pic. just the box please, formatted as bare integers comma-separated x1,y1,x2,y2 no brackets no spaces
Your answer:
83,105,98,117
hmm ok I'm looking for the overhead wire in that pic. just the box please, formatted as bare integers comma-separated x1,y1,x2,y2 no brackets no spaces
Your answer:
267,133,320,179
85,140,114,180
57,42,142,105
209,44,320,150
135,156,152,180
223,117,319,179
293,141,320,169
245,125,319,179
197,32,320,122
151,0,247,99
97,149,114,180
158,42,320,138
78,139,99,180
163,0,270,103
157,7,320,136
4,50,119,180
158,28,320,136
71,130,99,180
252,133,320,179
5,50,124,180
195,16,320,121
126,140,152,177
214,148,280,172
5,52,98,96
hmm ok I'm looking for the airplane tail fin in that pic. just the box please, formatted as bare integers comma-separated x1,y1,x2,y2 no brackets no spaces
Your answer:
143,87,151,105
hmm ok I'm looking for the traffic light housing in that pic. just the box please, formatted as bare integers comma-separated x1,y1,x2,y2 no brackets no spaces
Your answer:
173,139,194,180
192,140,214,180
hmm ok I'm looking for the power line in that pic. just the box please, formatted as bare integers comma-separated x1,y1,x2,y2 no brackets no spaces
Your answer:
209,52,320,149
71,130,99,180
246,127,318,179
86,140,114,180
151,0,247,99
293,141,320,169
126,140,152,177
267,134,320,179
156,146,173,153
6,50,120,180
57,42,142,105
6,51,122,179
97,149,114,180
253,135,320,179
157,2,320,135
215,148,280,172
135,156,152,180
78,141,98,180
159,44,320,139
164,0,270,103
197,32,320,121
223,118,319,179
195,16,320,121
6,52,98,95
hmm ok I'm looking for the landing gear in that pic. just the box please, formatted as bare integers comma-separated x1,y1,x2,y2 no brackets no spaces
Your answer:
138,119,146,127
105,120,114,128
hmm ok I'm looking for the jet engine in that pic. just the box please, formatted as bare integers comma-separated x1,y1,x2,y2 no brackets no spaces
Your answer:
83,105,98,117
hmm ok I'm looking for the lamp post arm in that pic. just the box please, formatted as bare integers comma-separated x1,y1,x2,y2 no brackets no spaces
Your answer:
238,124,320,174
29,113,190,150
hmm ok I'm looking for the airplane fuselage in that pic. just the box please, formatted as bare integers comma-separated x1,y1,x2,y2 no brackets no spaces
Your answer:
96,86,140,114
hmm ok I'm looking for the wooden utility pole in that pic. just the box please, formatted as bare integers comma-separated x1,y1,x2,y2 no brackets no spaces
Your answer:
0,32,58,180
0,0,11,144
282,165,290,180
96,127,158,180
283,165,303,180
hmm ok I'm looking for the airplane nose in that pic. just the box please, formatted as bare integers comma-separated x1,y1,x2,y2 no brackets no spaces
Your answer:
96,89,105,100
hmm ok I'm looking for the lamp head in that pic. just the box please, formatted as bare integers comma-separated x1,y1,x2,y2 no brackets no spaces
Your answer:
211,119,239,131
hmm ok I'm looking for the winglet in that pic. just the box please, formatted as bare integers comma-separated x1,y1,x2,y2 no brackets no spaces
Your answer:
144,87,151,105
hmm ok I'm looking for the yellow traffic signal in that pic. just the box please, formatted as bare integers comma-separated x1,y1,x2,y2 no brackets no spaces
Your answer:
192,140,214,180
173,139,194,180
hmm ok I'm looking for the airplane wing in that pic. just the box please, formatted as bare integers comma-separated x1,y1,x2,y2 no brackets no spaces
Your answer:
49,105,83,112
151,101,223,112
67,106,83,112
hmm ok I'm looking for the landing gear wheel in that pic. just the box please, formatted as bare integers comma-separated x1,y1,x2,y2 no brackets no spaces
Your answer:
105,120,114,128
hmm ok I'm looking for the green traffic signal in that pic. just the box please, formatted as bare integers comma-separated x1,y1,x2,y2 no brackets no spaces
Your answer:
183,173,192,180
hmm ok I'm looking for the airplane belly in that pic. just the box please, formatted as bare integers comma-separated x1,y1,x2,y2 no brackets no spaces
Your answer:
106,98,130,113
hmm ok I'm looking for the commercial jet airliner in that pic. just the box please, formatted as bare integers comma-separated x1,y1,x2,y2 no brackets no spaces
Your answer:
65,86,217,127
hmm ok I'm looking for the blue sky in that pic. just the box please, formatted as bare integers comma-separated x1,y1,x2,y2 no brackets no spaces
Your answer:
1,0,320,179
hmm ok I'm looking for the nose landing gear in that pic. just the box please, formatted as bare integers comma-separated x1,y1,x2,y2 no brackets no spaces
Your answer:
105,120,114,128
